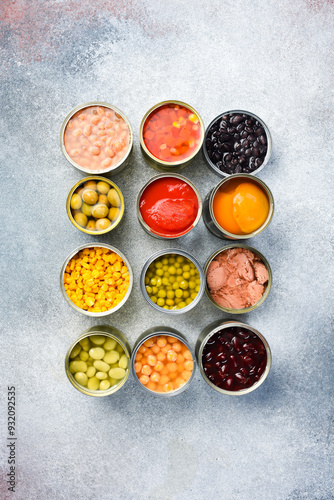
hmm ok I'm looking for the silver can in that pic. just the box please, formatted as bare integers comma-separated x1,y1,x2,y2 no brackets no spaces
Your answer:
131,326,195,397
202,173,274,240
203,109,272,178
139,100,204,172
196,319,272,396
204,244,272,314
60,101,133,176
136,173,202,239
65,325,131,397
140,248,205,315
60,243,133,317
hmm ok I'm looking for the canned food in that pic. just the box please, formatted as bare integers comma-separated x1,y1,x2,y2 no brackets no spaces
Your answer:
136,173,202,239
65,325,131,396
139,100,204,172
60,243,133,316
196,320,271,395
140,249,205,314
204,244,272,313
60,101,133,176
203,110,272,178
202,174,274,239
66,176,124,235
131,327,195,396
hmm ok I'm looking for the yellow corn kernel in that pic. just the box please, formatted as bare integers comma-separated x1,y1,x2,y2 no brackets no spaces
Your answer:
114,261,121,272
188,113,199,124
172,121,180,128
113,272,121,280
81,262,90,270
92,270,100,278
85,297,95,307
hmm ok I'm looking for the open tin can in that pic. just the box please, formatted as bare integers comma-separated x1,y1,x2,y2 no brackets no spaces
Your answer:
131,326,195,397
139,100,204,172
202,173,274,240
65,325,131,397
60,101,133,176
136,173,202,239
204,244,272,314
196,319,271,395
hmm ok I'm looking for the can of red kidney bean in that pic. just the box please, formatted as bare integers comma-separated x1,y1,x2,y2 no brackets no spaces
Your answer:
202,173,274,240
196,319,271,395
139,100,205,172
60,101,133,176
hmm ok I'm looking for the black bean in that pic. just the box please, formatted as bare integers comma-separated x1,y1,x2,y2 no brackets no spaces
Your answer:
255,158,263,167
245,126,253,133
227,127,236,134
220,120,228,129
216,161,223,169
214,152,222,161
230,114,243,125
259,145,267,155
241,139,249,148
236,123,245,132
235,165,242,173
220,133,230,141
248,134,256,142
206,139,213,149
241,130,248,139
222,142,231,152
259,134,267,145
234,142,241,152
252,147,260,156
255,127,263,136
239,155,246,164
225,153,233,162
213,142,220,150
245,119,253,127
232,158,238,166
222,115,229,121
245,148,252,157
242,167,251,173
211,131,219,139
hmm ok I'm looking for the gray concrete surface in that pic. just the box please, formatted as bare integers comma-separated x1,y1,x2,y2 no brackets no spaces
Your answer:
0,1,333,499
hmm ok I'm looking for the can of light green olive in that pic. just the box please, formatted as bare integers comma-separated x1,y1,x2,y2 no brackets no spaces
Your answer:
131,326,196,397
65,325,131,397
204,244,272,314
139,100,204,172
136,173,202,240
196,320,271,396
60,101,133,176
202,173,274,240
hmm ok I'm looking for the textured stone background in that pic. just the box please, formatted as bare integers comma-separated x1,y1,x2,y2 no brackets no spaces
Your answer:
0,1,333,499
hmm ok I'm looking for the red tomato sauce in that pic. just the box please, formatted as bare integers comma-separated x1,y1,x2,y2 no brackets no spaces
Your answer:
139,177,199,237
142,104,202,163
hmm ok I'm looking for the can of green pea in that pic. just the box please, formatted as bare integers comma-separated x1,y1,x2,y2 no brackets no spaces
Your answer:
65,325,131,397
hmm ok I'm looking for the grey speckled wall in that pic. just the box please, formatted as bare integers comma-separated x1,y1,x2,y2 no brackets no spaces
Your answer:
0,1,333,499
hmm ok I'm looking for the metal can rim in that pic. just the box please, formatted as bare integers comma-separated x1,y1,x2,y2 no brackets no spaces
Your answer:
60,242,133,317
139,100,204,167
65,325,131,397
131,327,195,397
196,320,272,395
60,101,133,175
140,248,205,315
203,109,272,178
66,175,125,235
208,173,275,239
136,172,203,239
203,244,272,313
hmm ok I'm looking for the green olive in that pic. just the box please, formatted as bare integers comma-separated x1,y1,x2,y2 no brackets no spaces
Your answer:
74,212,88,227
70,193,82,210
81,202,92,217
97,181,110,195
91,203,109,219
82,189,98,205
107,188,121,207
95,218,111,231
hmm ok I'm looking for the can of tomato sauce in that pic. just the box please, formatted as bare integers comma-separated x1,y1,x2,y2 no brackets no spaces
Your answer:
139,100,205,172
137,173,202,239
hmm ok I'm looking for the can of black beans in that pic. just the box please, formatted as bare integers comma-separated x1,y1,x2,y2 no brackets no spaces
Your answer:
203,110,272,178
202,174,274,240
196,320,271,395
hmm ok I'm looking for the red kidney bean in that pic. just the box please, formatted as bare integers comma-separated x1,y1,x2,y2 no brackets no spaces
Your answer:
201,327,267,391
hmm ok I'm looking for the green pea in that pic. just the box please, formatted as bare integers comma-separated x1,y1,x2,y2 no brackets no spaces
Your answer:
158,289,166,298
179,280,189,290
157,298,165,306
175,289,183,298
